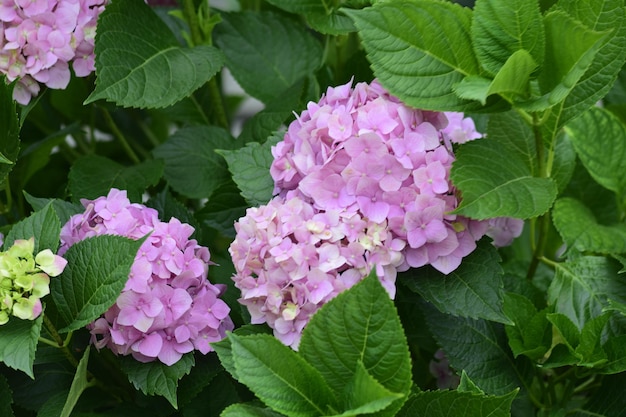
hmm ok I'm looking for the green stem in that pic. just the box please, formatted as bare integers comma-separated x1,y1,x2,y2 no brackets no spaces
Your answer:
38,336,60,348
100,107,141,164
181,0,229,129
43,314,79,368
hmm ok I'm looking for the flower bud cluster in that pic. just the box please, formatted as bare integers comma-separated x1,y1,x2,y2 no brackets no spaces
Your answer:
0,0,106,104
60,188,234,366
231,79,523,348
0,237,67,324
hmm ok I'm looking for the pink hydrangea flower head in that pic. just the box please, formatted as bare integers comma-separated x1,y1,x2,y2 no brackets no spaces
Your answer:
60,188,234,365
0,0,107,104
230,194,403,349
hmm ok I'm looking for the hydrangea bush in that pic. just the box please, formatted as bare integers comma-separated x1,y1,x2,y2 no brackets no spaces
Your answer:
1,0,626,416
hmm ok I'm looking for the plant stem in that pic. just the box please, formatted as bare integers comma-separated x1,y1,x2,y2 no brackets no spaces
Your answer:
181,0,229,129
43,314,79,368
100,107,141,164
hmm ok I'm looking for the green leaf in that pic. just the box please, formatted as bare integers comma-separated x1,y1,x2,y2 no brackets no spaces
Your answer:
569,373,626,417
306,10,356,35
0,313,43,378
457,371,484,394
196,181,247,238
299,271,412,417
451,139,558,219
121,353,194,409
548,0,626,126
520,10,610,111
602,334,626,374
551,131,577,193
51,235,145,333
503,292,551,361
228,333,338,417
403,241,511,324
61,346,92,417
346,1,483,111
422,302,532,397
213,11,323,103
4,202,60,253
575,313,610,367
0,374,14,417
547,256,626,330
552,197,626,255
486,110,536,174
221,404,286,417
23,194,83,227
153,126,236,200
85,0,224,108
547,313,581,351
68,155,163,204
455,49,537,104
218,134,281,206
0,79,20,186
212,324,272,382
398,389,517,417
338,361,403,417
472,0,544,76
565,106,626,197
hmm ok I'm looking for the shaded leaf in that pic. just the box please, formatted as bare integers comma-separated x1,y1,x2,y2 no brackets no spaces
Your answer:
68,155,163,204
397,389,517,417
218,135,280,206
552,197,626,255
153,126,236,199
503,292,551,361
213,11,323,103
0,374,14,417
403,241,511,324
121,353,194,409
0,79,20,186
221,404,286,417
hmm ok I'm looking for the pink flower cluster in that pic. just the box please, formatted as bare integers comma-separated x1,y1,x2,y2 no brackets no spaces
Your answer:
60,189,234,366
0,0,106,104
271,79,492,274
230,194,404,348
230,79,522,348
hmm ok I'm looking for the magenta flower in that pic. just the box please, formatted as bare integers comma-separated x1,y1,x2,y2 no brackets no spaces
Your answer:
60,188,234,365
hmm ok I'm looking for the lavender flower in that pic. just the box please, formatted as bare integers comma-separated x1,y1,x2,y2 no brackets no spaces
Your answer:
60,189,234,366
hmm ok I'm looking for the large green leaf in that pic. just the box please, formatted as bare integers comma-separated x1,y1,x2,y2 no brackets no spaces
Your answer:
299,272,412,417
569,373,626,417
23,194,83,227
346,1,482,111
542,0,626,130
487,110,537,174
4,202,60,253
472,0,544,76
0,79,20,186
397,389,517,417
217,135,281,206
213,11,323,103
228,333,338,417
0,313,43,378
121,354,194,409
403,241,511,324
565,106,626,197
85,0,224,108
50,235,144,333
152,126,236,200
221,404,286,417
552,197,626,255
451,139,557,219
519,10,610,111
547,256,626,330
68,155,163,204
422,302,532,398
